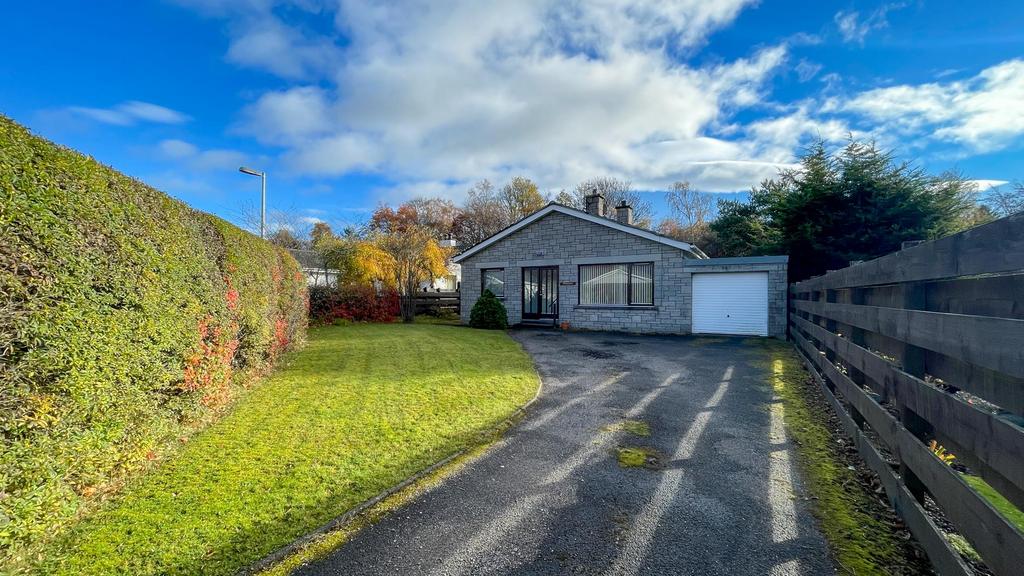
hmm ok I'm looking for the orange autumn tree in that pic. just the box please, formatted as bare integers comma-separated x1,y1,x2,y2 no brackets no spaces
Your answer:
362,203,450,322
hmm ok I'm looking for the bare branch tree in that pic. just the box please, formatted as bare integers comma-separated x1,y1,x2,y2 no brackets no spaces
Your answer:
986,182,1024,216
451,178,546,247
451,180,506,247
569,177,654,228
234,200,316,247
407,197,461,240
665,181,713,228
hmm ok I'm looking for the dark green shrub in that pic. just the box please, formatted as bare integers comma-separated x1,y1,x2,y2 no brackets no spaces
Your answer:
0,115,307,565
469,289,509,329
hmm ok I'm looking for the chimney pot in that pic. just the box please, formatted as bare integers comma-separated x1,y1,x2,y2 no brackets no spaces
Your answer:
615,201,633,225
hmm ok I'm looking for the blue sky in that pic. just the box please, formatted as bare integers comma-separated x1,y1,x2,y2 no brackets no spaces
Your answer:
2,1,1022,234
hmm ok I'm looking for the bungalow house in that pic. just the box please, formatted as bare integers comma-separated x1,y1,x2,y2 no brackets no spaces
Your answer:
287,249,339,287
452,193,788,337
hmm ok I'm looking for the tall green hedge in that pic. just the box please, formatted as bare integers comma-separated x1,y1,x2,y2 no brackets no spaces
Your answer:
0,116,307,566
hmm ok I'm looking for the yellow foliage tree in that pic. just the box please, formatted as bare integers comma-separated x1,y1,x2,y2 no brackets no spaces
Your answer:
363,229,448,322
361,204,451,322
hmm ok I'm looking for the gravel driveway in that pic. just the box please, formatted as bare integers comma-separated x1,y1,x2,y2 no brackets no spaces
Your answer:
296,330,834,576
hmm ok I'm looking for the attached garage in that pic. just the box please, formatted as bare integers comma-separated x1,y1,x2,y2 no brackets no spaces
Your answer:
692,272,769,336
685,256,787,338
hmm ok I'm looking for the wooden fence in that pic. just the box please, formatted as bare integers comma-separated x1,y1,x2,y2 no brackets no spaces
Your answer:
413,291,460,315
789,213,1024,576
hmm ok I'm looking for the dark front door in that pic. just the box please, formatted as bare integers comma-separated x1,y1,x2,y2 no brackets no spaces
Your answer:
522,266,559,319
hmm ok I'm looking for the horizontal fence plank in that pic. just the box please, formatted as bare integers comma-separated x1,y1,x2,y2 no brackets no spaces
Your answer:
793,212,1024,291
925,274,1024,320
922,352,1024,419
791,313,1024,507
794,274,1024,319
793,345,972,576
790,313,892,398
792,329,1024,576
791,300,1024,381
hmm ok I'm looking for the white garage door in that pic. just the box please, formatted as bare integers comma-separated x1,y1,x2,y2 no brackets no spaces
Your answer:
692,272,769,336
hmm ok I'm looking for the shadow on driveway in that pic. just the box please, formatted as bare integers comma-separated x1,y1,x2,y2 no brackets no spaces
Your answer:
296,330,834,576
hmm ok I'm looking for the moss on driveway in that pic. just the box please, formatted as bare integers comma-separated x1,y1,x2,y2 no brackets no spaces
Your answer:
38,323,539,576
759,341,931,575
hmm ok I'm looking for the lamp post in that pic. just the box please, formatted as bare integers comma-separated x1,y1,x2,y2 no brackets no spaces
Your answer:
238,166,266,238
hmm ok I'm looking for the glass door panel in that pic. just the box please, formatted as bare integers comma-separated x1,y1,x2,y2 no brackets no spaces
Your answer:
522,266,558,319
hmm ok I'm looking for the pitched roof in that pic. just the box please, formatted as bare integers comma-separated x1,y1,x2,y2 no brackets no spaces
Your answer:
452,203,707,263
287,248,327,269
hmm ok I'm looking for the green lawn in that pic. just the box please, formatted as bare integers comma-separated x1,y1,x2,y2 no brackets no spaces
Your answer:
36,323,539,576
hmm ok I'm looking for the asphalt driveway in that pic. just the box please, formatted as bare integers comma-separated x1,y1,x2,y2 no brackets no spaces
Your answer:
296,330,834,576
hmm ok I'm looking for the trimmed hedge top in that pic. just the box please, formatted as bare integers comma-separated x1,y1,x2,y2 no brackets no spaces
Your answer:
0,115,307,567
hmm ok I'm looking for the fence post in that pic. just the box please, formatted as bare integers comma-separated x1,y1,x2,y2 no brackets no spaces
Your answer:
896,281,932,504
824,289,838,364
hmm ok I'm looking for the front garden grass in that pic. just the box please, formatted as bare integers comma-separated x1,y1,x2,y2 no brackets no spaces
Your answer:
36,323,539,576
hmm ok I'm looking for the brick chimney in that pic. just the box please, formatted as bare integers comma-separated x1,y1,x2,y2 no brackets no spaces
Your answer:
615,201,633,225
584,190,605,216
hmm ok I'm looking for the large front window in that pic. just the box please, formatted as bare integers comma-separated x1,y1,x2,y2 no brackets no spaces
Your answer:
579,262,653,306
481,268,505,298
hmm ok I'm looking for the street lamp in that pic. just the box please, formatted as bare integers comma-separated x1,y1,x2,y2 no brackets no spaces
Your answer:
238,166,266,238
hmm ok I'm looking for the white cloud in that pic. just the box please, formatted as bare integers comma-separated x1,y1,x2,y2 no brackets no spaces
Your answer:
147,171,218,195
157,138,248,171
786,32,823,46
834,3,906,45
285,133,383,175
226,18,342,80
967,179,1009,191
175,1,868,197
234,1,812,193
839,59,1024,153
236,86,332,145
68,100,190,126
794,59,822,83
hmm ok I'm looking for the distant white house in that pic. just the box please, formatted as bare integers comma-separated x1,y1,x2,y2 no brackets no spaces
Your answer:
287,249,338,287
290,241,460,292
419,236,462,292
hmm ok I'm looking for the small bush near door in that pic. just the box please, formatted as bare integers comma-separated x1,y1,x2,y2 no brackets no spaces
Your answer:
469,289,509,329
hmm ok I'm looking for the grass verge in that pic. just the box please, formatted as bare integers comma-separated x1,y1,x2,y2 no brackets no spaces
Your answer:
257,424,512,576
34,323,539,576
962,474,1024,531
758,340,931,575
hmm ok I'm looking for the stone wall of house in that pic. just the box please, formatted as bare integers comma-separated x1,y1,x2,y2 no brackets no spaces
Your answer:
459,211,690,333
458,211,789,337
